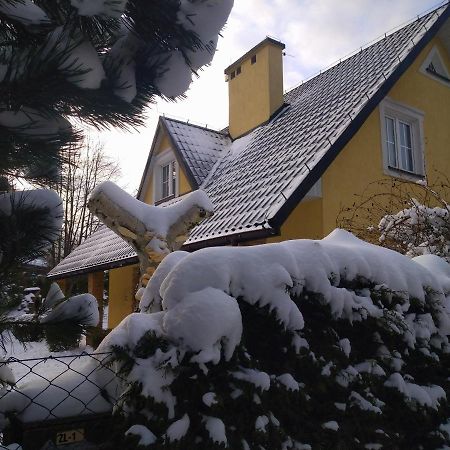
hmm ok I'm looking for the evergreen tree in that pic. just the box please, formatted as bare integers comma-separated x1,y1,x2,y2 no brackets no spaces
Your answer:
0,0,233,287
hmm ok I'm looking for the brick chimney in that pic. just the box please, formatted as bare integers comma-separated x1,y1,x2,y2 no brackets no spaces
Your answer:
225,37,285,139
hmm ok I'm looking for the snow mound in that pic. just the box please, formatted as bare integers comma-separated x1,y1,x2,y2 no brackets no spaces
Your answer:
125,424,157,446
40,294,99,326
164,287,242,363
43,282,65,311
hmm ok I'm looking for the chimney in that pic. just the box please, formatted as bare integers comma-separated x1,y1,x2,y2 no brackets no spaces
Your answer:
225,37,285,139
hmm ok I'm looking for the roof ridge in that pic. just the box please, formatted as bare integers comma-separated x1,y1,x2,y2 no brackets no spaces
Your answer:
283,1,449,98
162,115,228,136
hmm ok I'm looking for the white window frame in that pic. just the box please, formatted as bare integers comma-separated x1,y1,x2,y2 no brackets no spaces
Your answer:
419,46,450,88
152,149,179,203
379,98,425,180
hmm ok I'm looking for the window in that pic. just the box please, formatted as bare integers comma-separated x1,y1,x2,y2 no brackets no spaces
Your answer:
251,55,257,65
380,99,424,179
236,66,241,75
230,71,235,79
420,46,450,86
161,160,176,199
153,150,178,203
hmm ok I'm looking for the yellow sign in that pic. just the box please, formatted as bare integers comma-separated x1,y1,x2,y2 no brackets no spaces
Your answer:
55,429,85,446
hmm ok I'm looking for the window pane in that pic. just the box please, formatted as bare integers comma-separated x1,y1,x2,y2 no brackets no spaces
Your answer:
171,161,176,196
162,164,170,198
385,117,397,167
399,122,413,172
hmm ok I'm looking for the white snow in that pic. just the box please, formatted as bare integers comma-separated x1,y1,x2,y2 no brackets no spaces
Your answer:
339,338,351,357
42,282,65,311
384,372,446,409
164,287,242,364
152,51,192,98
232,368,271,391
0,361,15,386
178,0,234,42
71,0,127,18
125,424,157,446
349,391,382,414
61,39,106,89
0,352,114,424
0,108,70,137
43,27,105,89
354,361,386,377
40,294,99,327
158,229,450,337
255,415,269,433
0,0,50,26
165,414,190,442
202,392,217,407
140,251,189,313
276,373,300,391
203,416,227,445
106,33,140,102
89,181,213,255
186,36,218,70
322,421,339,431
0,190,63,249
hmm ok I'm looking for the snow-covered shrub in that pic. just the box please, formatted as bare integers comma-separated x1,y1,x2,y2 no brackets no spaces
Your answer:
101,232,450,447
339,177,450,260
3,230,450,448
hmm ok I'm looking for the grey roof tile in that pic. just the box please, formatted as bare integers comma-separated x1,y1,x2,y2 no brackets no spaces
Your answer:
47,226,137,279
163,118,230,186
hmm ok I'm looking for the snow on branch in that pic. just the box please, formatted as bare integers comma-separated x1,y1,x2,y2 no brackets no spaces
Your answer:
88,181,213,273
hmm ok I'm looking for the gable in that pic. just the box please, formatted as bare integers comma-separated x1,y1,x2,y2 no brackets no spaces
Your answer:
140,127,193,205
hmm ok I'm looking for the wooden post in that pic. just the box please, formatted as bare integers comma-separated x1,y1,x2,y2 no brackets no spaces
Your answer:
56,278,70,296
88,271,104,328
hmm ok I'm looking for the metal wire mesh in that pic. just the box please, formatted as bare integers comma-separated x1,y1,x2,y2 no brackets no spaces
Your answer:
0,352,126,423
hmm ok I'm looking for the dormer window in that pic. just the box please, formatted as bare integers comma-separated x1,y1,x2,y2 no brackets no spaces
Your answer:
153,150,178,203
420,46,450,86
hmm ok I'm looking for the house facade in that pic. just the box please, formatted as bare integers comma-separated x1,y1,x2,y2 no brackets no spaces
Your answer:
48,4,450,329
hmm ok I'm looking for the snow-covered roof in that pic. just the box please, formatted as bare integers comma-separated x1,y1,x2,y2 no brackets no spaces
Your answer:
186,5,449,248
162,117,230,187
48,4,450,278
47,226,137,279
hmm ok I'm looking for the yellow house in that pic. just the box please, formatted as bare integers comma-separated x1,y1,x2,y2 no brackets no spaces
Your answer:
48,4,450,329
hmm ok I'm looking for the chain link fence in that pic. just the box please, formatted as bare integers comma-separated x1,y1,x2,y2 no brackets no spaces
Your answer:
0,352,127,449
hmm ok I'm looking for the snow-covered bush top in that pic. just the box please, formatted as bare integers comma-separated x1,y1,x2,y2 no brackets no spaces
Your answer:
3,230,450,449
142,229,450,337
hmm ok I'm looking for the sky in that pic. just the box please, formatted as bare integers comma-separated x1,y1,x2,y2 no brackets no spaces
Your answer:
98,0,444,193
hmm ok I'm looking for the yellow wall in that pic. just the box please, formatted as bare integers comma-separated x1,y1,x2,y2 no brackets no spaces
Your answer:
320,37,450,236
142,130,193,205
228,42,284,139
269,198,324,243
108,264,139,328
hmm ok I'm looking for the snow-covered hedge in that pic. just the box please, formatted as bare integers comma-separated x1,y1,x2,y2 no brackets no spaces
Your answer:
3,230,450,449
